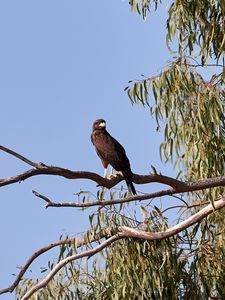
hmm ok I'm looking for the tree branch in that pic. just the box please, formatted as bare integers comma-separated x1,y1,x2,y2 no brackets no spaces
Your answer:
33,175,225,208
0,166,186,190
0,144,190,189
1,145,224,195
118,197,225,240
0,238,74,296
19,197,225,299
0,228,112,295
0,145,46,169
21,235,122,300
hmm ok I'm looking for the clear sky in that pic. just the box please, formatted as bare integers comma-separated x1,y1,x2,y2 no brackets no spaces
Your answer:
0,1,173,298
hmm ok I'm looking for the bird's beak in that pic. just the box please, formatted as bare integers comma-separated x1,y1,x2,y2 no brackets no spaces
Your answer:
99,122,106,128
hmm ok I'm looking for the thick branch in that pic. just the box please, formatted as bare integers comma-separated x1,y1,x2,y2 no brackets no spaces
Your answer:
0,166,186,189
0,144,187,189
118,197,225,240
19,197,225,299
2,144,223,196
34,175,225,208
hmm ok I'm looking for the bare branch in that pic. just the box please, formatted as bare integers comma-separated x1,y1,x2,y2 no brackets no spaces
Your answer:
0,166,186,189
0,228,112,295
118,197,225,240
3,144,223,196
21,235,122,300
32,190,51,204
33,175,225,208
0,238,74,295
0,145,188,189
35,188,176,207
19,197,225,299
1,145,224,198
0,145,46,169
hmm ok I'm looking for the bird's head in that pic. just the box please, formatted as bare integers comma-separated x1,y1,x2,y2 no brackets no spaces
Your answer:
93,119,106,130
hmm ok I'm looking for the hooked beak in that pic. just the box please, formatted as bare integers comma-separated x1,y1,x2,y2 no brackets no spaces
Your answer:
99,122,106,128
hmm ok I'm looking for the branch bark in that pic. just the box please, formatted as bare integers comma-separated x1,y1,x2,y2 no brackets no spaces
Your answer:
0,228,112,295
1,145,224,298
21,235,122,300
1,145,224,198
118,197,225,240
0,144,188,189
33,175,225,208
19,197,225,300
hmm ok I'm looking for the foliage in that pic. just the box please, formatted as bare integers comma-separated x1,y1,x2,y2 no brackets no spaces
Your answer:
16,202,225,299
15,0,225,299
127,0,225,202
130,0,225,63
125,58,225,182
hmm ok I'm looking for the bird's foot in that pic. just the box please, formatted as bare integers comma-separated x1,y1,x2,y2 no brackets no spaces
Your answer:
107,173,119,180
107,168,116,179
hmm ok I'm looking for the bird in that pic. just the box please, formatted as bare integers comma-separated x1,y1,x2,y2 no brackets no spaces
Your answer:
91,119,136,195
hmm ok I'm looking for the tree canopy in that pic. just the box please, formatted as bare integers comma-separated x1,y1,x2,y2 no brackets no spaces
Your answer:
0,1,224,299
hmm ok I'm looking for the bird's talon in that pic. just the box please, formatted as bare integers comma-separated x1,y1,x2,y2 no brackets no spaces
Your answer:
107,173,118,180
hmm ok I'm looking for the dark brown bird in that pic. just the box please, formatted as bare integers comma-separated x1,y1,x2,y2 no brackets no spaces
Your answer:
91,119,136,195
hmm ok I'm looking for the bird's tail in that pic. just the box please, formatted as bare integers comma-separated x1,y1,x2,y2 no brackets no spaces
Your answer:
122,170,136,195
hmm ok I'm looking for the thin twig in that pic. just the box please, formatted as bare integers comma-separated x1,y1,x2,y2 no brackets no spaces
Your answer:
160,199,217,215
185,63,224,68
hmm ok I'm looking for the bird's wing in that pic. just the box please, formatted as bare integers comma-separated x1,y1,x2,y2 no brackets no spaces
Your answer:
95,133,125,160
95,132,131,171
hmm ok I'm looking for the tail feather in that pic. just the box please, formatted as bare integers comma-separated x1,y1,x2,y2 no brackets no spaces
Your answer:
122,171,136,195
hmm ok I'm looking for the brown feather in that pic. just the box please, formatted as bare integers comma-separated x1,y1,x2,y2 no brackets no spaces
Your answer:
91,119,136,195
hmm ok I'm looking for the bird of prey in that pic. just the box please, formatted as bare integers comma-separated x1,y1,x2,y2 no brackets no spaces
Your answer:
91,119,136,195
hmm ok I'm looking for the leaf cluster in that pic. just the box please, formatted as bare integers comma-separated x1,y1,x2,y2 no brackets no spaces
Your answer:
167,0,225,63
129,0,225,63
126,59,225,183
16,200,225,299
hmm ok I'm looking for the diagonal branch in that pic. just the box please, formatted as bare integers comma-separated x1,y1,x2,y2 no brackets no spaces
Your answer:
19,197,225,300
33,175,225,208
118,197,225,240
0,145,46,169
21,235,122,300
0,228,112,296
0,238,74,295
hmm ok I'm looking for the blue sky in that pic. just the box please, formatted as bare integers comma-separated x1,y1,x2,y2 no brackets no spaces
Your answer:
0,1,174,298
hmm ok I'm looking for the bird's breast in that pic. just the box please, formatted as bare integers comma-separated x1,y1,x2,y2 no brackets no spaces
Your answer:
92,131,108,145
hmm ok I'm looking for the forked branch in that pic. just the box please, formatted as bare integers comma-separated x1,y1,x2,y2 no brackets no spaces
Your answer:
0,145,224,299
17,197,225,300
0,228,112,296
